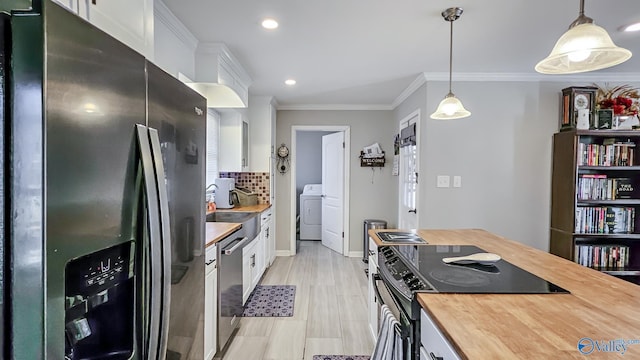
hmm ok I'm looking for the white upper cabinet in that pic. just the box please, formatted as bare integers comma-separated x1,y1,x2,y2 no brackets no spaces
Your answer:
77,0,154,59
219,109,249,172
248,96,276,172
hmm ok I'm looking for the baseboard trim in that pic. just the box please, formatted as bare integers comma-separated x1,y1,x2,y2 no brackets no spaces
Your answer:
276,250,293,257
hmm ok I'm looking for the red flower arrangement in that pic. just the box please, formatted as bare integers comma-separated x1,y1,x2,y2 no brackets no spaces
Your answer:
595,83,640,117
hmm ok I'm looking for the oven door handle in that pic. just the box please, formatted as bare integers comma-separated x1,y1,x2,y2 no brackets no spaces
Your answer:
372,273,386,305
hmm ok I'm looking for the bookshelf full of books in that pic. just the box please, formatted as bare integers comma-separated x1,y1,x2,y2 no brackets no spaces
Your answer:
551,130,640,284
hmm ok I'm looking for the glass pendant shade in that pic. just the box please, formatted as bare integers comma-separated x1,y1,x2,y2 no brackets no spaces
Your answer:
430,93,471,120
535,23,632,74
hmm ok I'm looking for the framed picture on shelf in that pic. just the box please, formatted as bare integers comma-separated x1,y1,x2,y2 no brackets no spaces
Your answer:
560,86,597,131
597,109,614,129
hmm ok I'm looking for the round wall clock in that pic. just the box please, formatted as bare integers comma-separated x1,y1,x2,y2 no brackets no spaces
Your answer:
278,144,289,158
276,143,290,174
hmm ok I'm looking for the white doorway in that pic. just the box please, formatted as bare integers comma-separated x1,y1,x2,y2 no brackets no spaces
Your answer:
398,110,420,230
290,126,350,256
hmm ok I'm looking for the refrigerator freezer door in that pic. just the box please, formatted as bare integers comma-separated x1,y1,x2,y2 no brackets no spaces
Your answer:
9,1,147,358
147,61,207,359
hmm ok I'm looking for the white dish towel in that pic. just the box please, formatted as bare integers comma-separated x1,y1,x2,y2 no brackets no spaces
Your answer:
371,304,403,360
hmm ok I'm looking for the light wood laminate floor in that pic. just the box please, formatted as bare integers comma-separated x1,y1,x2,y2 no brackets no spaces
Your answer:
221,240,374,360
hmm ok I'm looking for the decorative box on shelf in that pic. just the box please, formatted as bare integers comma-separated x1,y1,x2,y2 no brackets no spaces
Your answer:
360,151,385,167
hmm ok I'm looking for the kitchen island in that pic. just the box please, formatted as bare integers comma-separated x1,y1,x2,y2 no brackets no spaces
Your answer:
370,229,640,359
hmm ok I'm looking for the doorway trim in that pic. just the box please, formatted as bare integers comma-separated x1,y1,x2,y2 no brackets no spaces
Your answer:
398,109,421,229
290,125,351,256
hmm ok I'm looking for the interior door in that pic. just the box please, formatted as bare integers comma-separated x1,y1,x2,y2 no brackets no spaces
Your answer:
321,132,344,254
398,114,419,230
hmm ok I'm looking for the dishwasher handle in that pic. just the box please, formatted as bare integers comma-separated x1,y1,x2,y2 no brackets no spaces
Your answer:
223,237,250,255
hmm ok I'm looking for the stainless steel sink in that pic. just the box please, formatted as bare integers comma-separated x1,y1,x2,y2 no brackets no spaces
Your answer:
207,211,254,223
207,211,260,240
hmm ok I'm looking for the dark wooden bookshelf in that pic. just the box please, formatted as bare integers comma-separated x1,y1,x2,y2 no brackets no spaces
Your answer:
550,129,640,285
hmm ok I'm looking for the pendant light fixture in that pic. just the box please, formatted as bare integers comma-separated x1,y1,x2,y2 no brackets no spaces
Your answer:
431,7,470,120
535,0,632,74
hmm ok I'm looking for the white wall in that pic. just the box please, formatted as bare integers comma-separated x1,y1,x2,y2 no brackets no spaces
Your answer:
153,0,197,79
395,79,640,251
276,110,398,256
418,81,556,250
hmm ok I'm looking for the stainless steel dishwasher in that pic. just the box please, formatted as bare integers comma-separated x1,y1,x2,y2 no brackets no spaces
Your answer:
216,228,249,353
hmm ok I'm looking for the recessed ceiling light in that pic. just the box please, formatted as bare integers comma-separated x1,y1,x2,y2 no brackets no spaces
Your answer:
285,79,296,86
262,18,279,30
622,22,640,32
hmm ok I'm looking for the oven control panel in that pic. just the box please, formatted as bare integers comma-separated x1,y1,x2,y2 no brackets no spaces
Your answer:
379,247,431,294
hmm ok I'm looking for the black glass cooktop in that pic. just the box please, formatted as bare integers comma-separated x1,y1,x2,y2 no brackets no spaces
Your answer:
391,245,569,294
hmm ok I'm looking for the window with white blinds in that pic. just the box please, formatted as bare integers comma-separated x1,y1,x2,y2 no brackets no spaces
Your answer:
206,109,220,187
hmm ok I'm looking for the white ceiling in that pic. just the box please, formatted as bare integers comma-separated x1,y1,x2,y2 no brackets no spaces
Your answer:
162,0,640,108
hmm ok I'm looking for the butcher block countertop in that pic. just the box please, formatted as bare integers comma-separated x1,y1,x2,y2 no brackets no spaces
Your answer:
206,203,271,216
205,222,241,248
370,228,640,359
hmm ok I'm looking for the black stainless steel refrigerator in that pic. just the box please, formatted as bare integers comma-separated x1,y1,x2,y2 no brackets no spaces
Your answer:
0,1,207,359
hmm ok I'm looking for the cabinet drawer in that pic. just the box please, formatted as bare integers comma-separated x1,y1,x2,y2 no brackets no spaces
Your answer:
420,309,461,360
260,209,272,227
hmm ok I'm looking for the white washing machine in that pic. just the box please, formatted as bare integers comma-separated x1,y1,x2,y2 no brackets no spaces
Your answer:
299,184,323,240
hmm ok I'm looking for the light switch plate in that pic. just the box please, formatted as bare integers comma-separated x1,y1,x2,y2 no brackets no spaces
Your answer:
453,176,462,188
436,175,450,188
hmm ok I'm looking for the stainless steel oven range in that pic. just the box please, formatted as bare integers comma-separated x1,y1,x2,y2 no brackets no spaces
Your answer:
375,244,569,360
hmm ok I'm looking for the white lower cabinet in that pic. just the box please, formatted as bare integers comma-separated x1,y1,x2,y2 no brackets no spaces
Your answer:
204,245,217,360
420,309,461,360
242,238,257,304
367,237,379,340
260,208,274,268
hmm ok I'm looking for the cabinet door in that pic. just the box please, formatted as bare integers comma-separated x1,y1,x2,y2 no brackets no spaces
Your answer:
204,266,217,360
261,225,269,270
220,111,249,172
242,247,252,304
266,215,275,265
78,0,153,57
253,232,264,287
420,309,461,360
242,120,249,169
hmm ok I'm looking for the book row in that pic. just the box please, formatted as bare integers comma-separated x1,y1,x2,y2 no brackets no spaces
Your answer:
575,206,635,234
577,140,635,167
574,244,630,270
577,175,635,200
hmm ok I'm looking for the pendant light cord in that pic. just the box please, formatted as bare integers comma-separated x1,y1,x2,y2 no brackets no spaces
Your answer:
448,18,453,95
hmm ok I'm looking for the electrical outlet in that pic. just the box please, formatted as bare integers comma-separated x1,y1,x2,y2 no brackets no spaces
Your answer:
436,175,450,188
453,176,462,188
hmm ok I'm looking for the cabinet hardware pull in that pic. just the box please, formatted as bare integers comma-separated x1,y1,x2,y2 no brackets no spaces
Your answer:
430,352,443,360
408,209,417,214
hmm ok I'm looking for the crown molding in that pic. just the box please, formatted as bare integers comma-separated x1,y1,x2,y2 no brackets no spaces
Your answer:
276,104,393,111
154,0,198,51
391,73,428,109
421,72,640,82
